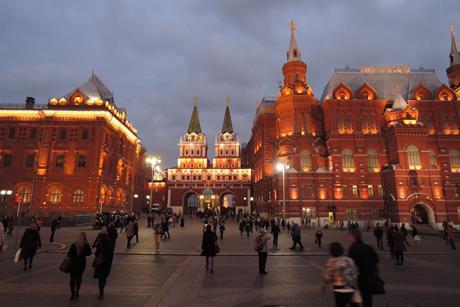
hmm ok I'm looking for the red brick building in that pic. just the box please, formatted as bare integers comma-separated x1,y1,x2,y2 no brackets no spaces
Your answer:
165,98,252,215
244,24,460,229
0,74,146,217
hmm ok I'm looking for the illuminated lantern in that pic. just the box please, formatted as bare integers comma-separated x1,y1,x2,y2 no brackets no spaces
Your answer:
49,98,58,105
58,98,67,105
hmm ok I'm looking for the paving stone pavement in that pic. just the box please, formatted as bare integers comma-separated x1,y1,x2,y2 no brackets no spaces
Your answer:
0,216,459,307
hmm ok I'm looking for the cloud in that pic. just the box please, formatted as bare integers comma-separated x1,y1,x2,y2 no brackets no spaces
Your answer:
0,0,459,165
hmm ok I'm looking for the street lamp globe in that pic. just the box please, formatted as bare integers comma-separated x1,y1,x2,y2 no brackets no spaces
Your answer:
276,163,284,172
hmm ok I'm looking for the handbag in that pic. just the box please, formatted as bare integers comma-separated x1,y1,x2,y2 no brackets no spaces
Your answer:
59,257,72,273
14,248,22,263
92,255,103,268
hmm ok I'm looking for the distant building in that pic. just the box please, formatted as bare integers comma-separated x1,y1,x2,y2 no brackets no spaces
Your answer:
0,73,146,216
165,98,252,215
244,23,460,229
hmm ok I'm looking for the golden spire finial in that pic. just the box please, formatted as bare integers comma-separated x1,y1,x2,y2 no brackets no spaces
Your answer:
225,97,230,106
451,23,456,36
289,20,296,33
193,97,198,106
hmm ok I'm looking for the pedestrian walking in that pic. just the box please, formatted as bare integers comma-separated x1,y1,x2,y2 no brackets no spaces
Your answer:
322,242,360,307
123,220,135,249
315,228,324,248
348,229,384,307
393,228,409,265
67,232,92,300
154,223,161,252
0,221,5,253
289,223,304,251
49,217,59,242
180,216,185,227
219,223,225,240
245,221,251,238
411,225,420,244
201,224,217,273
162,218,171,239
107,222,118,251
19,223,41,271
133,219,139,243
92,226,114,300
373,223,384,250
254,228,270,275
447,225,456,250
272,222,281,248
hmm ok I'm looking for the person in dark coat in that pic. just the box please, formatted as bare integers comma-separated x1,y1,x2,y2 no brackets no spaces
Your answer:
393,228,409,265
67,232,92,300
201,224,217,273
271,222,281,247
107,222,118,251
92,226,114,300
20,223,41,271
49,217,59,242
348,229,380,307
373,223,384,250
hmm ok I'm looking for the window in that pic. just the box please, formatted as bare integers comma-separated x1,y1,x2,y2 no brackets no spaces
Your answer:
72,189,84,203
346,209,360,221
367,185,374,197
55,155,65,168
49,188,63,204
367,150,379,172
300,150,312,171
60,129,67,140
429,151,438,168
30,129,37,139
82,129,88,140
17,187,32,203
352,185,359,197
25,154,34,168
8,128,15,139
77,155,86,168
449,150,460,172
342,185,349,197
342,150,354,172
378,185,383,196
3,154,12,167
407,145,421,170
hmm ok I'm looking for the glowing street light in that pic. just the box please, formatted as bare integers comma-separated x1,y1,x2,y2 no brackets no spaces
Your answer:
146,155,162,213
276,162,289,220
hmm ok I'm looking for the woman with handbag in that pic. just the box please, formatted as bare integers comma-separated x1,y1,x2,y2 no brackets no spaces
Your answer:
92,226,114,300
67,232,92,300
322,242,360,307
19,222,41,271
201,224,217,273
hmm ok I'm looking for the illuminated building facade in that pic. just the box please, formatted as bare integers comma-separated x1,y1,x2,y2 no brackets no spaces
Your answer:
166,98,252,215
245,23,460,229
0,73,146,216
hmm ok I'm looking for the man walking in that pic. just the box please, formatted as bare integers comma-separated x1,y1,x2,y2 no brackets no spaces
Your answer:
49,217,59,243
272,222,281,248
447,225,456,250
373,223,384,250
254,229,270,275
289,223,304,251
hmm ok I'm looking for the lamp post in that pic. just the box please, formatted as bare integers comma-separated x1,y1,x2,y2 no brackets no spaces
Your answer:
276,162,289,221
146,156,162,214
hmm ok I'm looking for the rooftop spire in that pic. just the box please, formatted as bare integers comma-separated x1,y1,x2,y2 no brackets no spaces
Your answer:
187,97,202,134
287,21,301,62
450,23,460,65
221,97,234,134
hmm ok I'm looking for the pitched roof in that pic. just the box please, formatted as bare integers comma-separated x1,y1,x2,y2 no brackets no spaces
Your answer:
64,72,114,102
221,105,234,134
321,66,443,101
187,105,202,134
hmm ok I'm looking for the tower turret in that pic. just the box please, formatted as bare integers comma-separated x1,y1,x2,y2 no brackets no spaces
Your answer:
447,24,460,97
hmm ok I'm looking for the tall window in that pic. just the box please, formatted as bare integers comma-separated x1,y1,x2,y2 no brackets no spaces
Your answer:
25,154,34,168
49,188,63,204
30,128,37,139
3,154,12,167
82,129,88,140
342,150,354,172
8,128,15,139
77,155,86,168
300,150,311,171
429,151,438,168
352,185,359,197
72,189,85,203
407,145,421,170
17,187,32,203
60,129,67,140
367,185,374,197
360,114,369,134
367,150,379,172
55,155,65,168
449,150,460,172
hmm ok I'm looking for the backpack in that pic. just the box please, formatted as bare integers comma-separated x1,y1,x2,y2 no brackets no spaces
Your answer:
253,234,264,252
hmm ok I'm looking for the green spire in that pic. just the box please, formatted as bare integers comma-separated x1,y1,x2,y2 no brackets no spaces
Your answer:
187,97,202,134
221,97,234,134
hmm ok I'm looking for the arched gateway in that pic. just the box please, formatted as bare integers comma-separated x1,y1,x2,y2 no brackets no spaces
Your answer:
410,203,436,229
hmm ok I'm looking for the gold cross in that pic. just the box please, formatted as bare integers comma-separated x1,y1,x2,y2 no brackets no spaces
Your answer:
193,97,198,106
289,20,296,32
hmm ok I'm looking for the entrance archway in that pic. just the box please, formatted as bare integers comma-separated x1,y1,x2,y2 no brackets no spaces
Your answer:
219,192,236,217
410,203,436,228
183,192,199,215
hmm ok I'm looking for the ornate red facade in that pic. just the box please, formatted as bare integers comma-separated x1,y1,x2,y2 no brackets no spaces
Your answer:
245,24,460,229
0,74,146,216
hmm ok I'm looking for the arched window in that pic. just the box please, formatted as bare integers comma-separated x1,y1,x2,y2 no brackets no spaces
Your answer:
360,113,369,134
342,150,354,172
344,113,353,134
367,150,379,172
337,114,344,133
49,188,63,204
449,150,460,172
429,151,438,168
407,145,421,170
17,186,32,203
300,150,311,172
72,189,85,203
